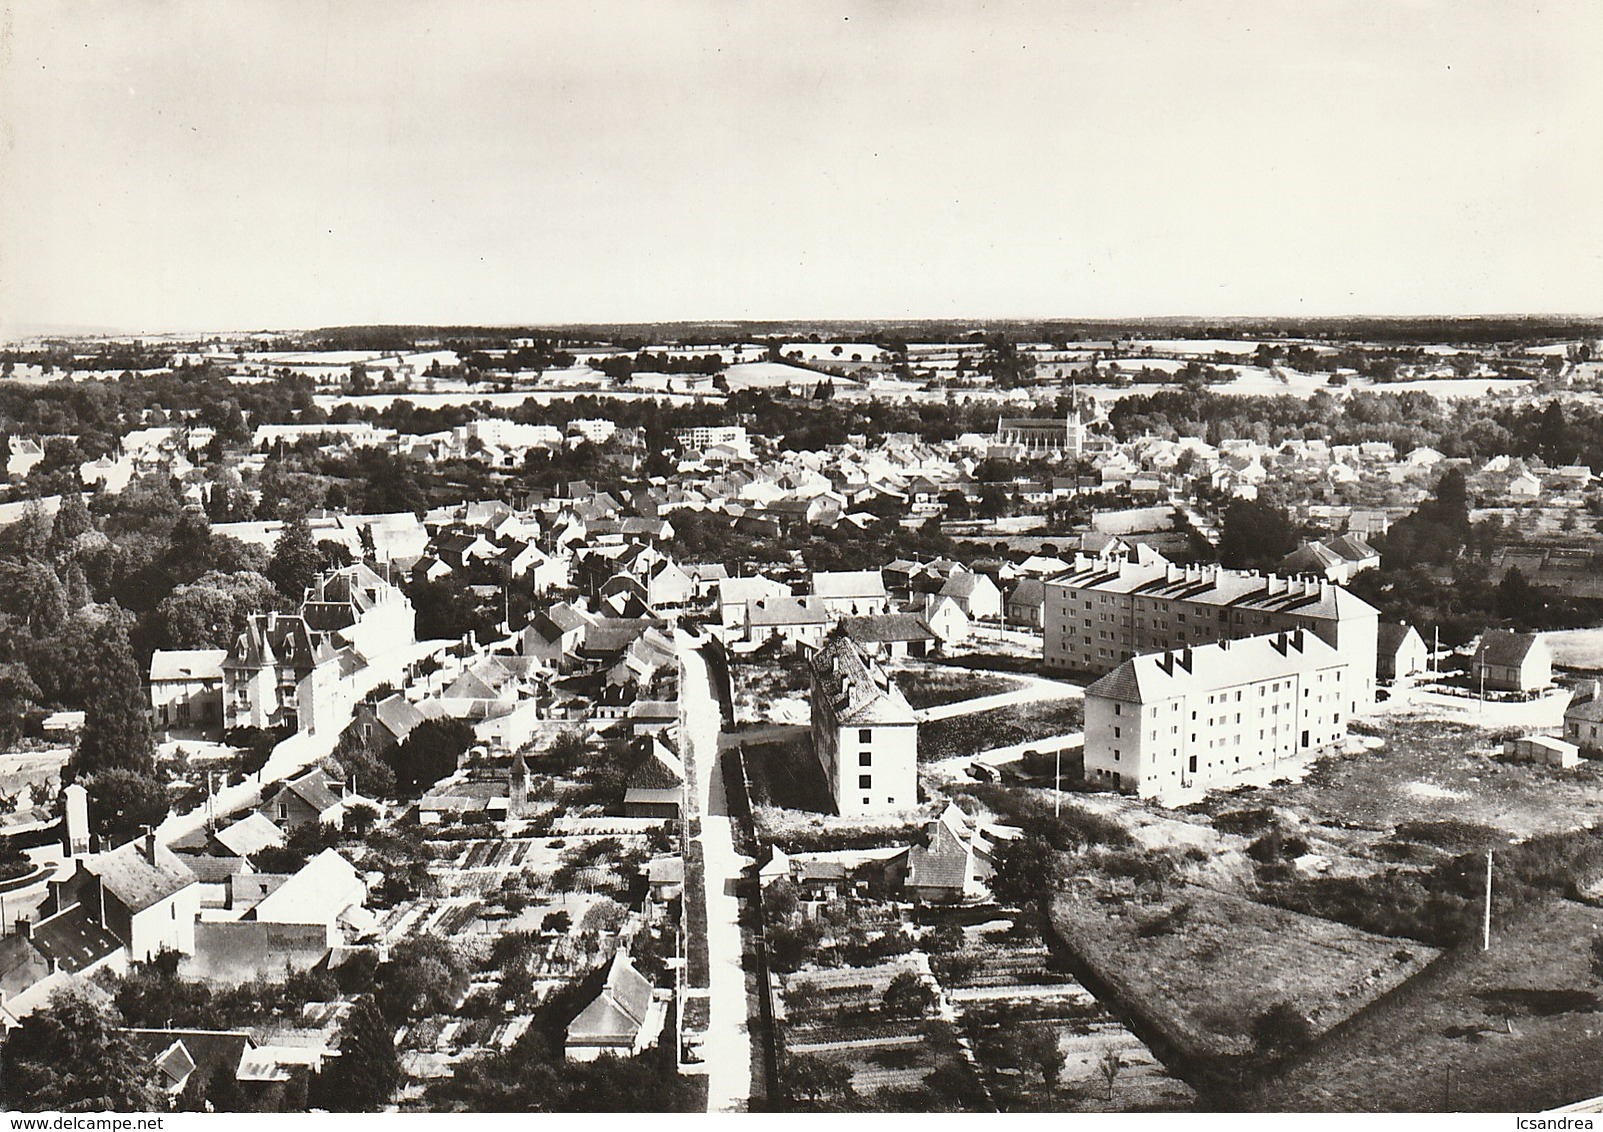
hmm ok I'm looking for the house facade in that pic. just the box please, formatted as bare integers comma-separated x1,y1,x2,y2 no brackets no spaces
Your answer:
1083,629,1352,798
808,635,918,817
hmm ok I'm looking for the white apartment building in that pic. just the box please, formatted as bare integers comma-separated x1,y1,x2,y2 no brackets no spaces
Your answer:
1043,552,1379,712
1084,629,1352,798
808,635,918,817
675,425,748,449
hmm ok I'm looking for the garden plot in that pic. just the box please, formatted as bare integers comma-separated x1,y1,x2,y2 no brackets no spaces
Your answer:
780,960,983,1108
929,914,1194,1111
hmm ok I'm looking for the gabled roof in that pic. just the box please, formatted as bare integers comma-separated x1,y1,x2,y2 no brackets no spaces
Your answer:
272,768,341,814
1326,533,1377,562
1474,630,1548,668
906,804,976,891
88,839,199,914
373,692,427,739
149,648,227,683
1377,622,1421,656
1086,630,1342,705
567,952,654,1046
747,596,830,627
1008,578,1046,607
248,848,363,926
29,903,125,972
810,570,888,600
839,613,937,645
809,635,917,726
128,1030,255,1092
212,812,285,858
628,735,686,789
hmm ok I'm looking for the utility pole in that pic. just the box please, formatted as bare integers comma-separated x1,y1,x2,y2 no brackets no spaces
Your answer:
1483,850,1493,951
1055,746,1062,818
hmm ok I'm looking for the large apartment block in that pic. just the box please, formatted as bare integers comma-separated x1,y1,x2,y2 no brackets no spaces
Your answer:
1043,553,1379,712
1084,629,1352,797
808,634,918,817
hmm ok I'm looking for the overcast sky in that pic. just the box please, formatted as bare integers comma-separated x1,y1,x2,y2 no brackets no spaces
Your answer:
1,0,1599,334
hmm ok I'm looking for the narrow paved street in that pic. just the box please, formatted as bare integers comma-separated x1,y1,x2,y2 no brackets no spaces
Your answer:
677,633,756,1113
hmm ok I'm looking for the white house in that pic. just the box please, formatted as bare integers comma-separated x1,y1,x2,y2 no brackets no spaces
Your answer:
808,635,918,817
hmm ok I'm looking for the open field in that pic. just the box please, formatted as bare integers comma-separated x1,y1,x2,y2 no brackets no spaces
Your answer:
891,666,1025,711
1243,719,1603,846
1048,883,1437,1064
1543,628,1603,670
918,699,1084,763
1240,899,1603,1112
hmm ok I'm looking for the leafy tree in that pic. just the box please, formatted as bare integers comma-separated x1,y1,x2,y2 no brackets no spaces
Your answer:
1217,498,1298,570
0,987,161,1112
1096,1045,1122,1101
81,768,169,846
49,491,94,560
373,937,468,1023
156,569,279,648
1020,1022,1063,1088
268,511,321,600
785,1051,856,1108
0,662,41,747
74,611,155,775
1495,566,1540,622
882,971,936,1018
389,718,474,797
989,832,1059,906
316,994,399,1112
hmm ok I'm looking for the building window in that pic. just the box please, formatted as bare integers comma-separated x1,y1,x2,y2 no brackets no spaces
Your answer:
858,774,872,789
858,729,872,744
859,752,871,766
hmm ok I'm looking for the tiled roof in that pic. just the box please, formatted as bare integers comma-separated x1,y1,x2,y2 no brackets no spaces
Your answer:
89,840,198,914
567,952,654,1046
30,904,124,972
809,635,917,726
1474,630,1546,668
1086,630,1343,705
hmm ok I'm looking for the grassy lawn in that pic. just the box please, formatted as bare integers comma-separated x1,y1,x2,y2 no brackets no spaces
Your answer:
1047,883,1437,1065
892,665,1025,711
1240,898,1603,1112
919,699,1085,762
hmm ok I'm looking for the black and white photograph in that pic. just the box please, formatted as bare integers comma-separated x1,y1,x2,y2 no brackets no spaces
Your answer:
0,0,1600,1118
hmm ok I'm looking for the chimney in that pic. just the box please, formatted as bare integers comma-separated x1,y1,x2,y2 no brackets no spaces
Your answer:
15,918,31,940
142,829,158,865
266,609,278,633
1180,647,1193,672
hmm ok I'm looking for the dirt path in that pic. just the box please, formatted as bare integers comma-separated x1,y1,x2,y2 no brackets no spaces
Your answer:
916,672,1084,723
